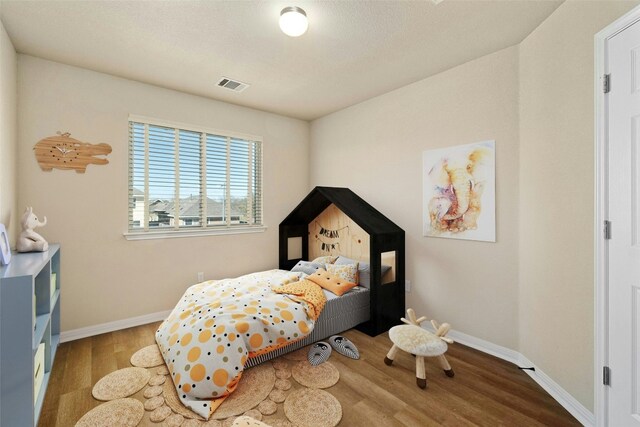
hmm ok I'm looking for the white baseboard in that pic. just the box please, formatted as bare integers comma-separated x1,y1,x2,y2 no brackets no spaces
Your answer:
444,327,522,364
517,353,595,426
423,325,594,426
60,310,172,343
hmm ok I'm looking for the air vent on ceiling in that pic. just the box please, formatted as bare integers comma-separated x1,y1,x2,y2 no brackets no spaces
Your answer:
217,77,250,93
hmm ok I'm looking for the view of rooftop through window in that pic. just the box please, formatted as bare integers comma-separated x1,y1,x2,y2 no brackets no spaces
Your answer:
128,121,262,231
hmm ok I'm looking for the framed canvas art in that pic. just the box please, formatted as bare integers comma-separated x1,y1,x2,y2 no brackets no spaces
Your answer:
423,140,496,242
0,224,11,265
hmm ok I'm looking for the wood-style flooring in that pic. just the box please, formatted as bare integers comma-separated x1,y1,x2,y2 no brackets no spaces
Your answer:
38,322,581,426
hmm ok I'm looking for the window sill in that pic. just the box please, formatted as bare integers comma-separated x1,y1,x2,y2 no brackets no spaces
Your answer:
123,226,267,241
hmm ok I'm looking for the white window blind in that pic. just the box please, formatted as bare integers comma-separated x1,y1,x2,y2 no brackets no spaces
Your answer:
128,118,263,235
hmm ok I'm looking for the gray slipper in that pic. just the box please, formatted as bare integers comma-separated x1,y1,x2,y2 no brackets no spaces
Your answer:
329,335,360,359
307,342,332,366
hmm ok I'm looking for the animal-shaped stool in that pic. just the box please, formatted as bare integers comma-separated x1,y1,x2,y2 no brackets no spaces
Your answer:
384,308,454,388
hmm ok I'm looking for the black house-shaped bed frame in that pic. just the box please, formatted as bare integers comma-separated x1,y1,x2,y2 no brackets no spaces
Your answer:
279,186,405,336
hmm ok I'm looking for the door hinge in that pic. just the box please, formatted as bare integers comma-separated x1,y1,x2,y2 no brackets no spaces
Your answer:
603,74,611,93
604,220,612,240
603,366,611,386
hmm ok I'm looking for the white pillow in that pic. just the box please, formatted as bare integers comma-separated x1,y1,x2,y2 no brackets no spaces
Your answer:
311,255,338,265
291,260,323,275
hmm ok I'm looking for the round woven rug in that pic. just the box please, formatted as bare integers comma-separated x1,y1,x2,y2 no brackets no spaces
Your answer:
143,395,164,411
149,405,172,422
274,379,292,391
143,385,163,398
212,362,277,419
165,413,186,426
162,380,206,420
83,343,345,426
257,399,277,415
92,367,151,401
291,361,339,389
275,369,291,380
284,388,342,427
268,388,286,403
149,374,166,386
272,360,288,370
75,398,144,427
130,344,164,368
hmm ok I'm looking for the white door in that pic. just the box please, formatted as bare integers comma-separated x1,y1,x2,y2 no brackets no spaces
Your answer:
608,17,640,427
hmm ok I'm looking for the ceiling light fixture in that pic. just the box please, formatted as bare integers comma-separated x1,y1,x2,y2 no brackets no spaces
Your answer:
279,6,308,37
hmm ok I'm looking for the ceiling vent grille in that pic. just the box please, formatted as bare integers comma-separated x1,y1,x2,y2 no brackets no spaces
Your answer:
217,77,250,93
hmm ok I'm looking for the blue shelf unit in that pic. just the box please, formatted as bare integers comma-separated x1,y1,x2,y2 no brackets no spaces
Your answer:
0,244,61,427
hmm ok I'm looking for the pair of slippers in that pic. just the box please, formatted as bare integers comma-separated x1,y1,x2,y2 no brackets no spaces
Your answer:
307,335,360,366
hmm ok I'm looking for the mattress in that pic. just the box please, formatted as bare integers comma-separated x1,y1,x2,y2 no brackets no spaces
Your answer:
245,286,370,367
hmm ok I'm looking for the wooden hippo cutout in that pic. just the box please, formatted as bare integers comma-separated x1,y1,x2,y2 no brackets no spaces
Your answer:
34,132,112,173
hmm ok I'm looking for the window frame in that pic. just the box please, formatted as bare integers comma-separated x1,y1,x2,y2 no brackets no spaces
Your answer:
124,114,266,241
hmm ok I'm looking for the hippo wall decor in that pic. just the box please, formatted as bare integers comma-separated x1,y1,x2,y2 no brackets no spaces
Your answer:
34,132,112,173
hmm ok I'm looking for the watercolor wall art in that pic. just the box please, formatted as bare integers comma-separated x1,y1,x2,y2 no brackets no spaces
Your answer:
423,140,496,242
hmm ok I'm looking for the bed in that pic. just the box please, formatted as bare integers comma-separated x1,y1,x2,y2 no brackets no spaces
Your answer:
155,266,369,419
245,285,370,367
157,187,405,420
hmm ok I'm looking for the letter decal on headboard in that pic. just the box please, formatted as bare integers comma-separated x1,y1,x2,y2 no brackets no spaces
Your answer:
315,222,348,253
318,223,349,239
309,204,369,261
320,242,340,252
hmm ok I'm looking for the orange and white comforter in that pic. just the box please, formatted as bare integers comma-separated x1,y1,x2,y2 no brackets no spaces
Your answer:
155,269,323,419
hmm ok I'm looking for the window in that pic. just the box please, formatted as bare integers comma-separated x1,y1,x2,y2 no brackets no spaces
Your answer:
127,116,263,238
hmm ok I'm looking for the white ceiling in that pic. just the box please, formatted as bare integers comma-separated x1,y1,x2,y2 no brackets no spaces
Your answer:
0,0,562,121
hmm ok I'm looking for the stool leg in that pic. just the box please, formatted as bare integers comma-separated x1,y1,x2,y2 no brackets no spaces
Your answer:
437,354,455,377
384,345,398,366
416,356,427,388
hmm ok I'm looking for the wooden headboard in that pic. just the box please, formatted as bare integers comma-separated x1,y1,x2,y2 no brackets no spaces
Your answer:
308,204,396,283
309,204,369,261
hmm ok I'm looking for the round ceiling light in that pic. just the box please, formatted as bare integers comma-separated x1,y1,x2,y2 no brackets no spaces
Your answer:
279,6,308,37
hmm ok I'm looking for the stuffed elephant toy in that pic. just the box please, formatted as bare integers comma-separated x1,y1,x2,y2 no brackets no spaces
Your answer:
16,207,48,252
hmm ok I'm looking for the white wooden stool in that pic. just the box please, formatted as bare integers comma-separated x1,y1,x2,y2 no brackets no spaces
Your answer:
384,309,454,388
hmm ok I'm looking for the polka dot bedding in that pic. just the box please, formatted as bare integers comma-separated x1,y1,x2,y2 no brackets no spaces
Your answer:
155,269,325,419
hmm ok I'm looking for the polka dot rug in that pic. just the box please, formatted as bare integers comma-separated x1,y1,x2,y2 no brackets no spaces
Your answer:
77,344,343,427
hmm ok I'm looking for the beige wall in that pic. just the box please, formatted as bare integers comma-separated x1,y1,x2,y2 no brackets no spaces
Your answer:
310,1,639,412
0,19,18,246
310,47,521,349
17,55,310,331
519,0,638,411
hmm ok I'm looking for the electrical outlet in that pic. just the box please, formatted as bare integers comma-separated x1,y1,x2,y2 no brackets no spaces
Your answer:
197,272,204,282
405,280,411,293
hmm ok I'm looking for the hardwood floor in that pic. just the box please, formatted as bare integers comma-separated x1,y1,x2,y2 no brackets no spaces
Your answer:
38,322,580,426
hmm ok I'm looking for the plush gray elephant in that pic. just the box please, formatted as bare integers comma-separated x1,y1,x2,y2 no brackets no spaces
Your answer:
16,207,48,252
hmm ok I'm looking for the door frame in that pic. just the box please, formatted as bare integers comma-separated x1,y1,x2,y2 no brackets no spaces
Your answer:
595,6,640,426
